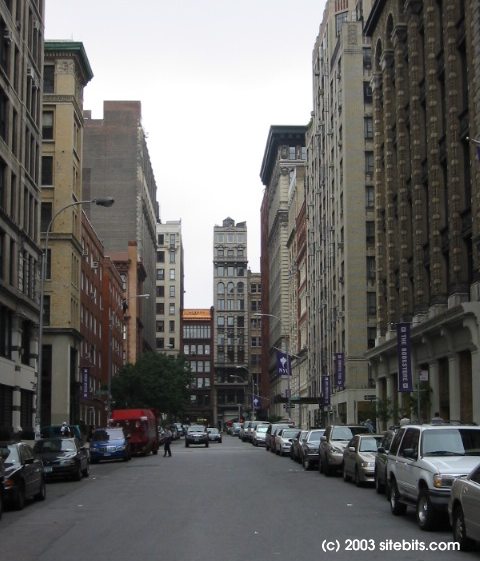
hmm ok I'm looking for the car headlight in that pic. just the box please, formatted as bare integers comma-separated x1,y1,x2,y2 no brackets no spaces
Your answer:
60,458,76,466
116,445,126,451
433,474,457,489
360,461,374,468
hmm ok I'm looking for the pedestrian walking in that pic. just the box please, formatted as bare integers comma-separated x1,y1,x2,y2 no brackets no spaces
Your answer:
163,428,172,457
430,412,444,424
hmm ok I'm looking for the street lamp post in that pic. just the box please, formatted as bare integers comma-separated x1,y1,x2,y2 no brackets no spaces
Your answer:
254,312,291,420
36,197,114,438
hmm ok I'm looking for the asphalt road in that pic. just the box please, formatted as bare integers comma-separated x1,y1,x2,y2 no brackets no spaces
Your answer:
1,436,479,561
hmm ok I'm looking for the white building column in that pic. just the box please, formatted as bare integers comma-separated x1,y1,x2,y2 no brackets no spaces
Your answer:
448,354,461,421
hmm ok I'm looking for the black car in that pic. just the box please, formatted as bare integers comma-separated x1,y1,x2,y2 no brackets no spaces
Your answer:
185,425,209,447
374,428,397,494
0,441,46,510
33,437,89,481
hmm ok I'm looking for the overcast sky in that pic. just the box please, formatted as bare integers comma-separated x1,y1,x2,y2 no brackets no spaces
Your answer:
45,0,327,308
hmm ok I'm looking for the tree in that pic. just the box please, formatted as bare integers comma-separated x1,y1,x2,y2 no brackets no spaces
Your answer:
111,352,192,419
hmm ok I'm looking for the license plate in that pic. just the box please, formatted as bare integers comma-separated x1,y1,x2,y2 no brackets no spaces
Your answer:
44,466,53,473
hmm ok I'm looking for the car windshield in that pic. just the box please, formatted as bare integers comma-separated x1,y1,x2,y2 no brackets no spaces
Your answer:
34,439,76,453
92,429,124,441
331,427,367,441
282,430,299,439
359,436,382,452
0,445,19,466
188,426,205,433
422,428,480,456
308,430,325,442
256,427,268,433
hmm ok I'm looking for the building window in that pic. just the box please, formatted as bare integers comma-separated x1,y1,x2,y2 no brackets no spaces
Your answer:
156,320,164,333
367,292,376,316
157,250,164,263
0,91,8,141
335,11,348,35
366,221,375,246
365,151,374,176
169,303,175,315
41,202,52,232
364,117,373,139
41,156,53,185
156,338,164,349
363,47,372,69
366,256,376,280
169,269,175,280
366,185,374,208
169,337,175,348
44,65,55,93
169,285,175,298
157,268,164,280
43,295,51,326
367,327,376,349
156,302,164,315
156,285,164,298
42,111,54,140
169,320,175,332
158,234,164,245
363,81,372,104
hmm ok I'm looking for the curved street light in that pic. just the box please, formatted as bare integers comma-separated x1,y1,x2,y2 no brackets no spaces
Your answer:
36,197,115,438
254,312,291,420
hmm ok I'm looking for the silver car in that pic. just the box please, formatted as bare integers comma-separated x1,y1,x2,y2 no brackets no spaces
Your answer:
274,428,301,456
448,462,480,550
343,434,383,486
252,425,268,446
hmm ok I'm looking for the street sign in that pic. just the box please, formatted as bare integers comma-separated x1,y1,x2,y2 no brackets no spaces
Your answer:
364,394,377,401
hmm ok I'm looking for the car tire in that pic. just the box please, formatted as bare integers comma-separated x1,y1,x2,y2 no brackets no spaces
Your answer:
452,504,474,551
35,479,46,501
416,490,438,531
303,458,310,471
389,479,407,515
13,483,25,511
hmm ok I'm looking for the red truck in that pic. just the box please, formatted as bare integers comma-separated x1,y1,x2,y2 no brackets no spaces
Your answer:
110,409,160,456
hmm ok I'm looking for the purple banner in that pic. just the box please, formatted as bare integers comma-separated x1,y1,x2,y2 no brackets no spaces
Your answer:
81,367,89,399
252,395,260,410
276,350,291,377
334,352,345,390
396,323,413,392
322,375,331,406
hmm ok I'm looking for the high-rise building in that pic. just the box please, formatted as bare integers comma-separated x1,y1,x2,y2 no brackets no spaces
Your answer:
83,101,158,355
247,271,263,419
305,0,375,427
260,127,307,419
212,217,249,425
365,1,480,425
182,308,214,425
40,41,95,426
155,220,184,356
0,1,44,435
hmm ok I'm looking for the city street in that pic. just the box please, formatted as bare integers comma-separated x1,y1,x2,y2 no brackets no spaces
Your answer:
0,436,478,561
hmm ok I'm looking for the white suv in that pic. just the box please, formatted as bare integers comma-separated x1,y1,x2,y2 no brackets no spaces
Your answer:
386,424,480,530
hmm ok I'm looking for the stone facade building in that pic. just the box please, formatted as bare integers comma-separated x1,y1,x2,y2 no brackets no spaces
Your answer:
247,271,262,419
0,0,44,435
365,0,480,425
155,220,184,357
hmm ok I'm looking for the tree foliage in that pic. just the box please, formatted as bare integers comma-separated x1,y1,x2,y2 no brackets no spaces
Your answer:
111,352,192,419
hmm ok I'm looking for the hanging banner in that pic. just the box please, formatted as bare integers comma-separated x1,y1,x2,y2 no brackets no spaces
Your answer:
276,349,291,377
252,395,260,410
334,352,345,390
81,367,89,399
396,323,413,392
322,375,331,406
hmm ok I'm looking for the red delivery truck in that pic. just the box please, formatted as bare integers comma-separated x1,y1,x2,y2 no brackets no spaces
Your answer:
110,409,159,456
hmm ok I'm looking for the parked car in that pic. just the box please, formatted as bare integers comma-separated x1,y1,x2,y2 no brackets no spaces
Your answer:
230,422,242,437
343,434,383,486
245,421,264,443
207,428,222,443
386,424,480,531
265,422,295,452
185,425,209,447
0,441,46,510
299,429,325,470
319,425,369,475
33,437,89,481
41,424,84,442
173,423,184,438
89,428,131,463
274,428,301,456
252,425,269,447
448,462,480,550
374,427,398,494
290,430,309,462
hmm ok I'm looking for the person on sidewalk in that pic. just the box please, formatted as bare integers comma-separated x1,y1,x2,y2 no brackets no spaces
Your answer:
163,428,172,457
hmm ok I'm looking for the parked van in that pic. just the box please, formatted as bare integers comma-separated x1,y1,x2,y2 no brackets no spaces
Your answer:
110,409,159,456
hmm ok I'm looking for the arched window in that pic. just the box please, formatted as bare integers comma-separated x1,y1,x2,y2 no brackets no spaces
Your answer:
237,282,244,293
227,282,235,294
217,282,225,295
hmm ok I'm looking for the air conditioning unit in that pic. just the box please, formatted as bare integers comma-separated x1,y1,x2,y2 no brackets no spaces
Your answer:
82,249,89,257
91,261,99,269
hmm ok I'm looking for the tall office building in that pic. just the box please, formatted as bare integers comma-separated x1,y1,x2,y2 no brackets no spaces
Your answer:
305,0,375,427
212,217,249,425
365,1,480,425
260,127,307,419
0,1,44,434
40,41,95,426
247,271,262,418
83,101,158,355
155,220,184,356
